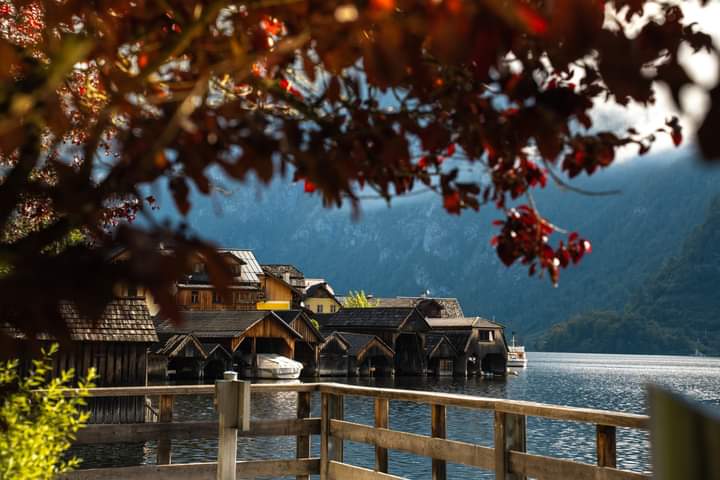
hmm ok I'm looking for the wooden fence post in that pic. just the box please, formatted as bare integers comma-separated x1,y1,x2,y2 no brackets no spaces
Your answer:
431,404,447,480
320,393,344,479
216,371,251,480
296,391,311,480
494,411,527,480
375,398,389,473
596,425,617,468
157,394,174,464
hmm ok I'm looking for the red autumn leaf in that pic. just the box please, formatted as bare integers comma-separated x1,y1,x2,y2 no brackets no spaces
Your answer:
443,191,461,214
304,180,316,193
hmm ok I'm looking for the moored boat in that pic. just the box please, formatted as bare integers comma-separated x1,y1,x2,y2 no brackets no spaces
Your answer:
507,334,528,368
240,354,304,379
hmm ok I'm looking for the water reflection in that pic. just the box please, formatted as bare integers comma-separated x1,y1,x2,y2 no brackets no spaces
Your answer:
74,353,720,478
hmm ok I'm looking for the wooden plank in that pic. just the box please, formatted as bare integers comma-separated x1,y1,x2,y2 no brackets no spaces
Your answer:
320,393,330,480
296,391,312,480
374,398,389,473
59,459,321,480
217,375,239,480
431,404,447,480
508,451,650,480
74,418,321,444
328,461,406,480
157,394,174,465
318,384,648,429
330,419,494,470
596,425,617,468
493,412,526,480
62,382,320,398
329,394,344,463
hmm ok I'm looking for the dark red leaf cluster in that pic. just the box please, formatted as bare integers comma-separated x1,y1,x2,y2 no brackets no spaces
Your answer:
492,206,591,285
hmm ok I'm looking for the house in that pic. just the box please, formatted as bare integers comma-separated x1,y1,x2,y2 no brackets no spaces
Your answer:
303,282,342,314
426,317,507,376
258,266,304,310
261,264,306,289
154,310,302,376
2,298,157,423
177,249,265,311
112,247,266,312
273,310,324,375
318,332,395,376
317,307,430,375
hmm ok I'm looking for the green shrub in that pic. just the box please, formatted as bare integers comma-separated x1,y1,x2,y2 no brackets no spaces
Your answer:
0,344,95,479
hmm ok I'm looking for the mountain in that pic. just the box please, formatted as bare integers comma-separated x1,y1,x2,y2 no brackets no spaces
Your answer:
536,194,720,355
149,146,720,346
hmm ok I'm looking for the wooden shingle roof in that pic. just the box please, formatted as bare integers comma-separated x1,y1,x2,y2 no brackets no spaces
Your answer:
155,310,301,339
317,307,417,330
375,297,465,318
2,299,158,343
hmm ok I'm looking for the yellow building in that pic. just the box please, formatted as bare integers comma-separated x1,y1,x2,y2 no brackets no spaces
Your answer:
303,282,341,314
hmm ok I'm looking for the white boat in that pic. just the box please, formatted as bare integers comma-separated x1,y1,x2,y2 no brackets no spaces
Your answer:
507,335,528,368
240,354,304,379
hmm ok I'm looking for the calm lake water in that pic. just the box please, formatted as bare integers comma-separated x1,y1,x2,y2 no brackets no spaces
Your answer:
75,352,720,478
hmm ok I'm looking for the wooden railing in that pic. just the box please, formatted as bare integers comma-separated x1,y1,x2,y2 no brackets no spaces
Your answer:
62,382,651,480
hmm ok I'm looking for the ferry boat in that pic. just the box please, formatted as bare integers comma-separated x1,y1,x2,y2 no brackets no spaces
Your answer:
240,354,304,379
507,335,528,368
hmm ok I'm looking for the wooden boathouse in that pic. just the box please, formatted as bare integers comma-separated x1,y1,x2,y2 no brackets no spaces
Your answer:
2,298,157,423
318,332,395,376
426,317,508,375
273,309,324,375
154,310,302,373
149,334,233,380
317,307,430,375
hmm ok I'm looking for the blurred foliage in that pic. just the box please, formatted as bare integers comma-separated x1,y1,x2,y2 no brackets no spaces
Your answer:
0,343,95,479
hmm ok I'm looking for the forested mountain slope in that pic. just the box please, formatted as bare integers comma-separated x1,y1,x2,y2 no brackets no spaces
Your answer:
151,147,720,345
537,195,720,355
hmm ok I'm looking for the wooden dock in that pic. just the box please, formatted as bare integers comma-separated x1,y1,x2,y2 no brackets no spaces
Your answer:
62,382,650,480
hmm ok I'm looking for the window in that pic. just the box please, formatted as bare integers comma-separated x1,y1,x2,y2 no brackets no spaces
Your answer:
330,304,336,313
213,291,223,304
127,285,138,297
478,330,491,342
231,264,242,275
317,304,324,313
191,290,199,304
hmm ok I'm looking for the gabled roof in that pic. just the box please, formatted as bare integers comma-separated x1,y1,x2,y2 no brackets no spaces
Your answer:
304,282,339,300
444,331,474,354
330,332,394,362
317,307,423,330
424,333,458,358
156,334,207,358
273,310,324,343
218,249,263,283
261,265,306,288
3,299,158,343
202,343,233,359
155,310,301,339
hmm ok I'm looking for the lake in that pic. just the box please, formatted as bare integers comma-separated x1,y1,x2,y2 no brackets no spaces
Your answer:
75,352,720,478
